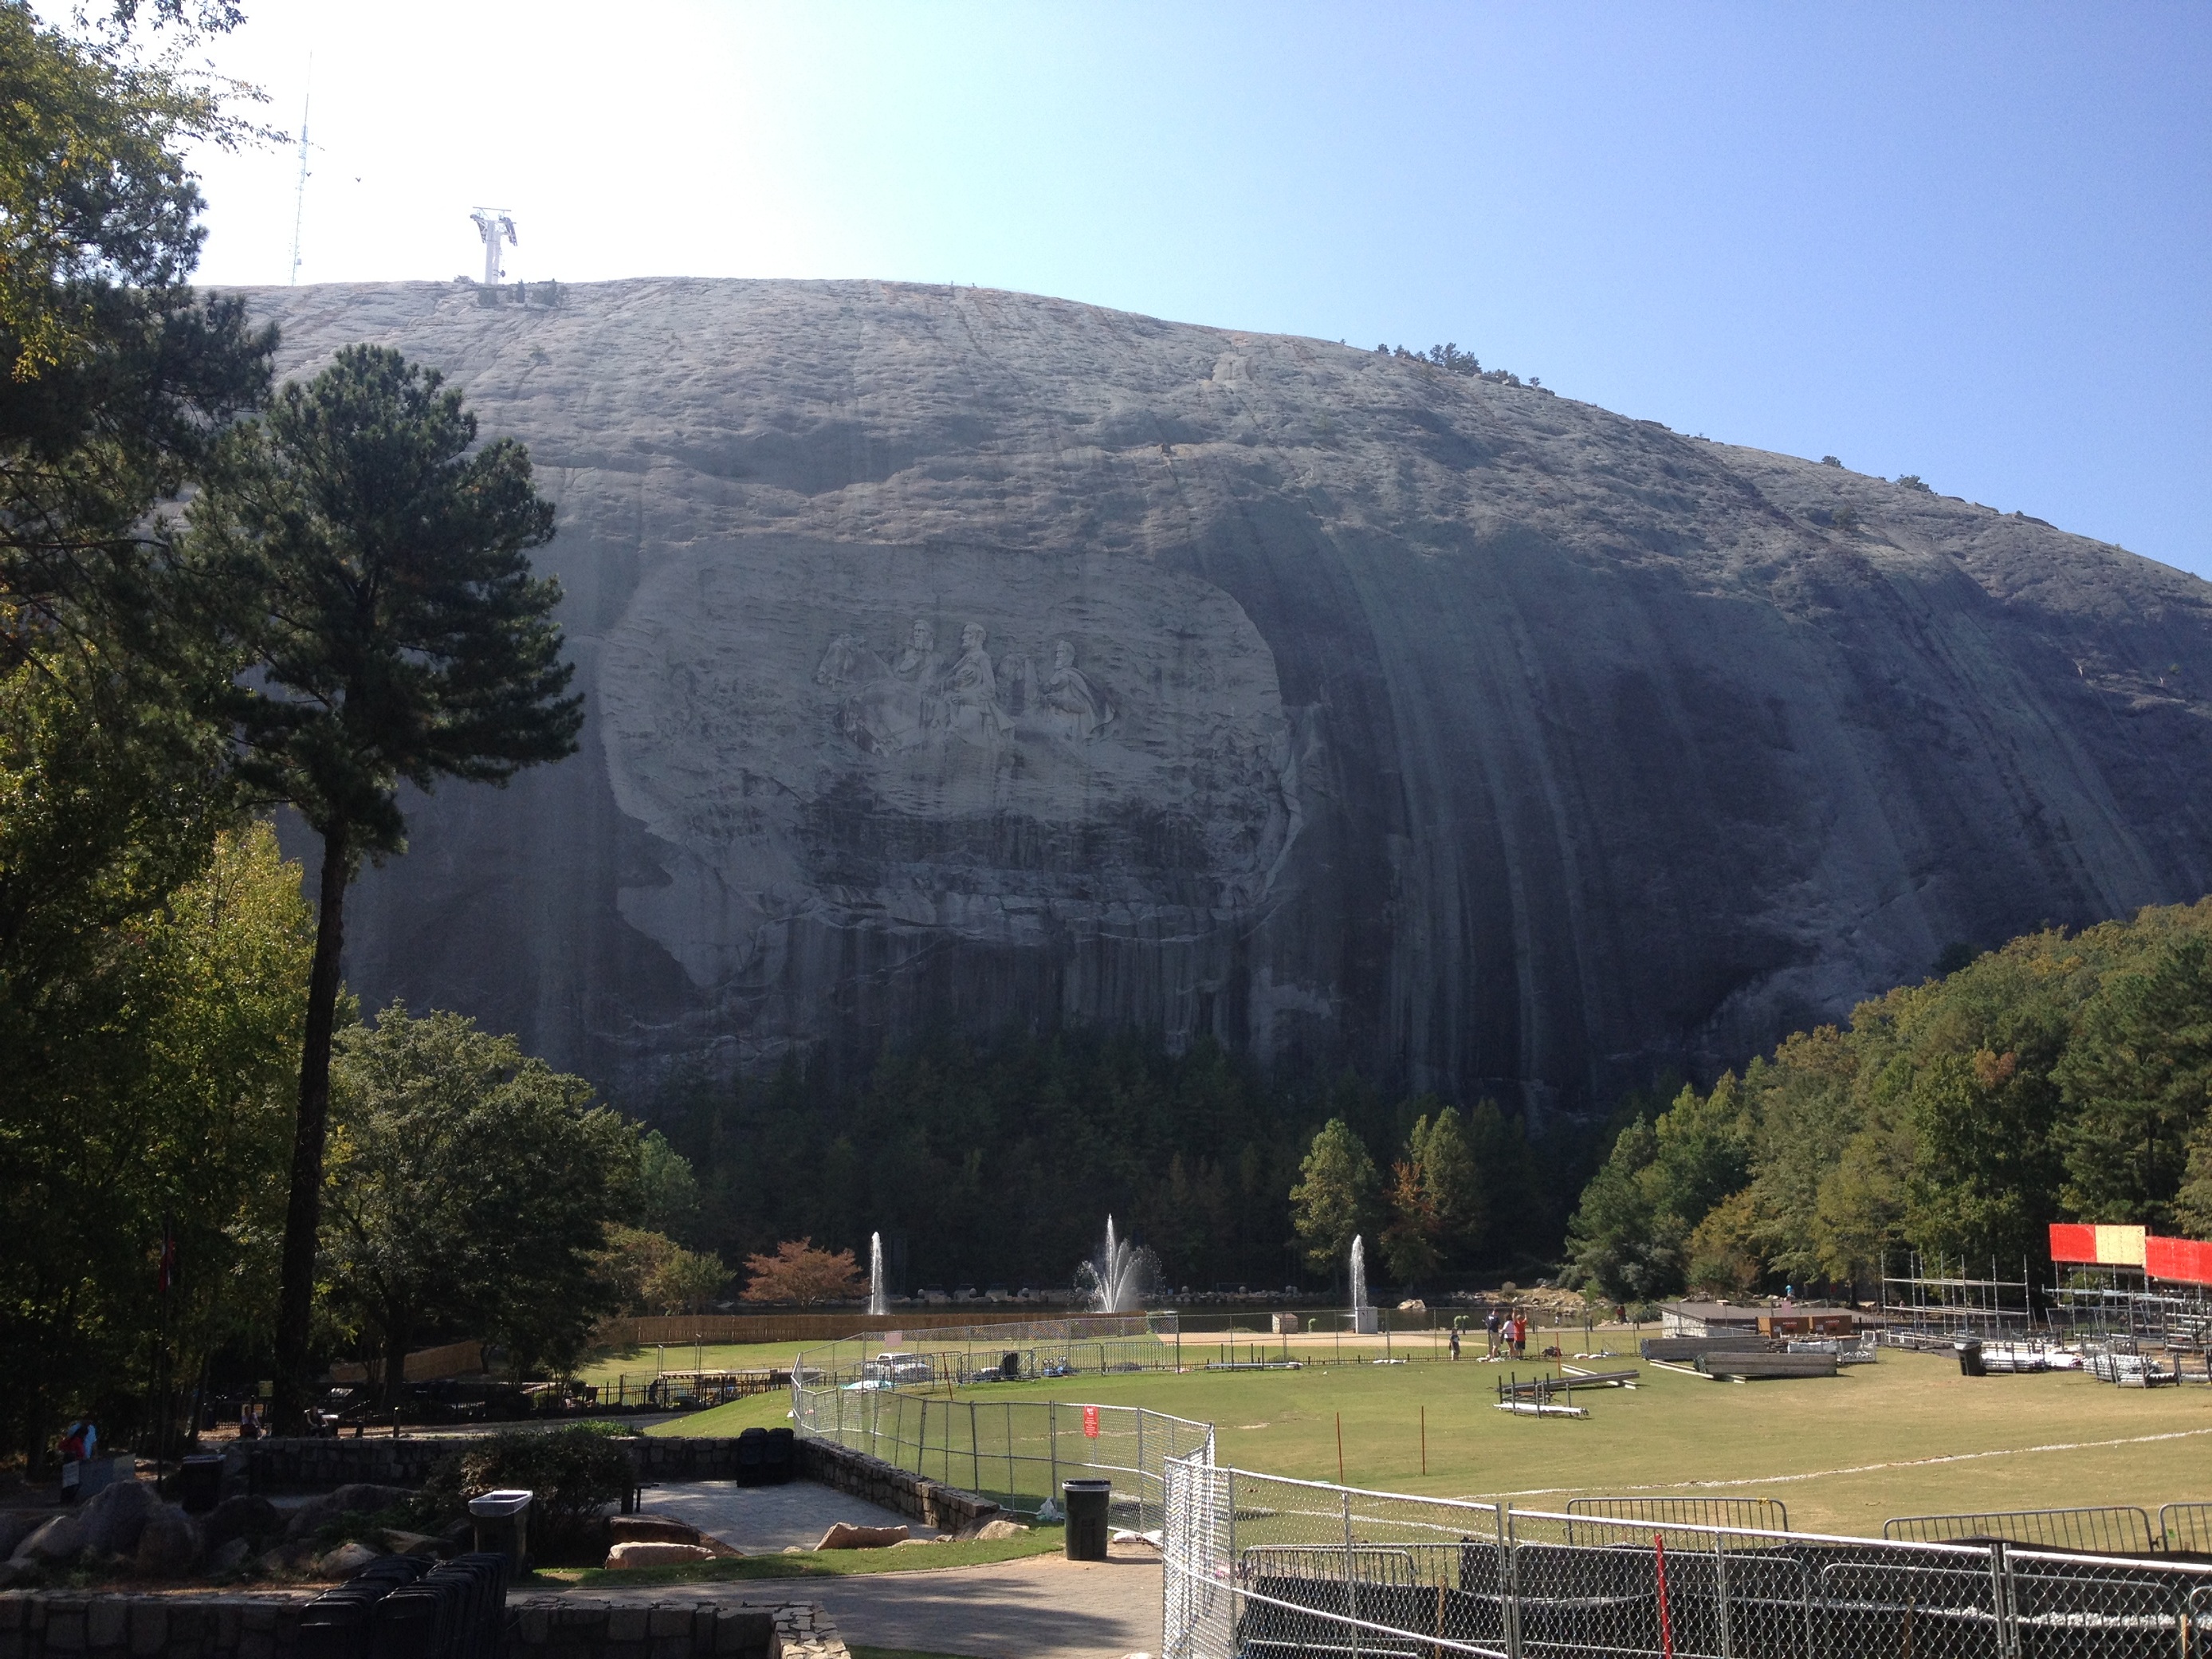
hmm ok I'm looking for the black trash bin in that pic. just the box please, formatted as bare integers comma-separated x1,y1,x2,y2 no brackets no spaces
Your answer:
736,1425,769,1486
1000,1350,1022,1381
179,1453,223,1514
467,1489,532,1574
763,1426,796,1485
1063,1479,1111,1562
1956,1338,1986,1378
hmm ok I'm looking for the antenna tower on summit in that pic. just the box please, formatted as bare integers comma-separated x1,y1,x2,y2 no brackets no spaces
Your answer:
470,209,517,286
287,64,312,285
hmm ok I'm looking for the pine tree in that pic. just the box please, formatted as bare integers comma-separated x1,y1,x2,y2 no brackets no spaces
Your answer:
191,346,581,1425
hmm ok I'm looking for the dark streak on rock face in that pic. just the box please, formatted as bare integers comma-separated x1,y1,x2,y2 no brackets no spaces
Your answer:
244,279,2212,1118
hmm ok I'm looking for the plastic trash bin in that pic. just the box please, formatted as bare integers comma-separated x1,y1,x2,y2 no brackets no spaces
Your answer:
467,1488,532,1572
1955,1338,1986,1378
737,1425,768,1486
1063,1478,1111,1561
179,1453,223,1514
763,1426,796,1484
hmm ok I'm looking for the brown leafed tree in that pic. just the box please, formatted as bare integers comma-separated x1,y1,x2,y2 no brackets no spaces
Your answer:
741,1238,862,1306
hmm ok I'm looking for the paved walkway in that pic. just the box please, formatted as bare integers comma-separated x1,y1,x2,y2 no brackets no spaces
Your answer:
803,1549,1161,1659
535,1548,1163,1659
636,1480,915,1554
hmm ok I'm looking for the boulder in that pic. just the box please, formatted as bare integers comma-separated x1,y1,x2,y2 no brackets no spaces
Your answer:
77,1477,159,1558
315,1540,382,1578
814,1522,909,1551
283,1483,417,1539
967,1518,1030,1541
0,1510,47,1559
377,1528,442,1557
206,1538,250,1574
609,1515,706,1547
603,1540,715,1568
202,1494,282,1550
10,1513,83,1566
133,1504,202,1576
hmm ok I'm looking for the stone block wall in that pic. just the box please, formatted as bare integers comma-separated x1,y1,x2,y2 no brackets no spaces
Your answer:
791,1439,1001,1532
0,1593,304,1657
0,1594,811,1657
505,1598,780,1657
227,1437,454,1494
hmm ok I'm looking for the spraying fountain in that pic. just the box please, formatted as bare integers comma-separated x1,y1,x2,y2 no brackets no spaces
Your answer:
1350,1234,1378,1333
867,1232,886,1318
1077,1215,1159,1314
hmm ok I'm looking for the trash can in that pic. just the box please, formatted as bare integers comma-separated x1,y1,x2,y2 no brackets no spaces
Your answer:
179,1453,223,1514
1956,1338,1986,1378
467,1489,532,1573
1000,1350,1022,1382
1063,1479,1111,1561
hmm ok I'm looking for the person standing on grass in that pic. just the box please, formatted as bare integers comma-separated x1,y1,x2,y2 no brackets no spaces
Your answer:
1486,1306,1502,1358
1512,1310,1528,1359
1450,1325,1461,1361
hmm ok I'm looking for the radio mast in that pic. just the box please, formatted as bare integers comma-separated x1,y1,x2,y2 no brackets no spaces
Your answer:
287,65,312,285
470,208,517,286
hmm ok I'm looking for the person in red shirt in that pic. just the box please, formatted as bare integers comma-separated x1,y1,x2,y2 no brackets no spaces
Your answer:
1511,1311,1528,1359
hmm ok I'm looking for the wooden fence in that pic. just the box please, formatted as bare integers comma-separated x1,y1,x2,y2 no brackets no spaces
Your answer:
327,1339,484,1385
591,1311,1024,1348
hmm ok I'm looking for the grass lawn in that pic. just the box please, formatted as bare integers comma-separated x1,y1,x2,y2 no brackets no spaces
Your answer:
661,1346,2212,1536
528,1526,1064,1588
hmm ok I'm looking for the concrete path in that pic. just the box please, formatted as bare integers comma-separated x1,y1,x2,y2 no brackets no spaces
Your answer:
792,1549,1161,1659
536,1547,1163,1659
636,1480,916,1555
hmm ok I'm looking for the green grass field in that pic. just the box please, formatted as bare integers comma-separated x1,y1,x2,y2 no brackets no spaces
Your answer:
650,1339,2212,1537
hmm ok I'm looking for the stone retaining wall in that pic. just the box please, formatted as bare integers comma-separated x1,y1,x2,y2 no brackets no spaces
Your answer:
0,1593,816,1657
790,1438,1001,1532
226,1437,454,1495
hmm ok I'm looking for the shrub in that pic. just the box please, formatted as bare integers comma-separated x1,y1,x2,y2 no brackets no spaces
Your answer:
1896,474,1932,493
418,1425,636,1564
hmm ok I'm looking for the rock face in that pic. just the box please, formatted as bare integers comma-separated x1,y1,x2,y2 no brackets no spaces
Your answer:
240,280,2212,1112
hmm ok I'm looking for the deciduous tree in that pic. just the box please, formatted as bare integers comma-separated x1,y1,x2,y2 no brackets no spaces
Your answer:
741,1240,862,1306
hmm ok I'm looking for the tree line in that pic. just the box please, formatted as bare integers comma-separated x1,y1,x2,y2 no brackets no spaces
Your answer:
1564,899,2212,1305
638,1032,1607,1299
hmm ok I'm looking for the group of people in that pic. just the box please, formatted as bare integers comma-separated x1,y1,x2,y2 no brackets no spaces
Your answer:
1444,1305,1531,1360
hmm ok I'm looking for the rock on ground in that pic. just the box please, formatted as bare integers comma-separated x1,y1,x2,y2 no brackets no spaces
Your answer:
10,1513,82,1566
315,1539,382,1577
815,1523,909,1551
77,1479,159,1559
605,1540,717,1567
133,1503,202,1575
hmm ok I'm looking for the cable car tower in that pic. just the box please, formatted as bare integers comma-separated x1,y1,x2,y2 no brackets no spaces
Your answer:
470,209,517,286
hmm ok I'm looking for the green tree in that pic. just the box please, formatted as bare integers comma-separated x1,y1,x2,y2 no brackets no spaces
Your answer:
0,824,308,1464
635,1129,701,1241
2057,938,2212,1229
192,347,582,1425
1381,1104,1483,1282
322,1004,631,1401
1290,1118,1378,1276
1566,1116,1666,1300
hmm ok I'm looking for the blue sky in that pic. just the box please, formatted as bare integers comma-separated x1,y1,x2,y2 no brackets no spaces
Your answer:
183,2,2212,576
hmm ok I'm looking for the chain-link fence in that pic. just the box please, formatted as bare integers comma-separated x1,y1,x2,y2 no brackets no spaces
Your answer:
1162,1457,2212,1659
793,1315,1175,1390
792,1381,1212,1533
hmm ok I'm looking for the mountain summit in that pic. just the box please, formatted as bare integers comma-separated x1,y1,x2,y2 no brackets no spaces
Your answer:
243,278,2212,1112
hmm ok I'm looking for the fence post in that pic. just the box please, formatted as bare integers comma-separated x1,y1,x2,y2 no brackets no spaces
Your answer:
1714,1527,1732,1659
1499,1503,1521,1659
1050,1401,1059,1509
1139,1410,1149,1532
970,1401,980,1495
1990,1538,2019,1659
1007,1401,1016,1510
1343,1487,1361,1659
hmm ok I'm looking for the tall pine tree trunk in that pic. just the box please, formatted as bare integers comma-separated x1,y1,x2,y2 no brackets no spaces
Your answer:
273,820,350,1432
